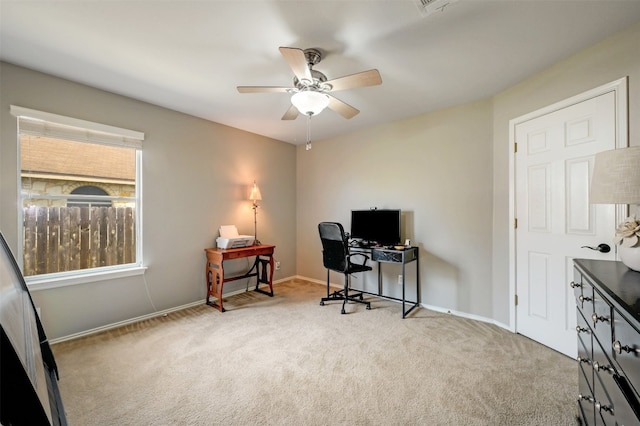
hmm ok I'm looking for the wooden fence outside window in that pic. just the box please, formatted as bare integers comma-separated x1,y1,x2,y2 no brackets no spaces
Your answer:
22,206,136,276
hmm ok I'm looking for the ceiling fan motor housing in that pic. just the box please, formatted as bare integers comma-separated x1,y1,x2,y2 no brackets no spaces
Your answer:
303,48,322,67
293,70,329,91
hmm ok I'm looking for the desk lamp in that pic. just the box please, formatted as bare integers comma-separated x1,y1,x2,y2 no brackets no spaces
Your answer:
590,146,640,271
249,181,262,246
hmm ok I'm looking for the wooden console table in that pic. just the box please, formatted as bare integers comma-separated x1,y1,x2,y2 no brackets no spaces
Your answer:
204,244,275,312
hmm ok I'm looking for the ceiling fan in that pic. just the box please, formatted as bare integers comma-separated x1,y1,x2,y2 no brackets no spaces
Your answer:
237,47,382,120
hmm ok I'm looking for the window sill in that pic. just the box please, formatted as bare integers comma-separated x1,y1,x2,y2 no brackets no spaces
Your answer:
26,266,147,291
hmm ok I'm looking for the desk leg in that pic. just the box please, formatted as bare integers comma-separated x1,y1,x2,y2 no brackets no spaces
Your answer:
254,255,274,297
401,262,406,318
206,261,225,312
416,255,420,309
401,252,420,319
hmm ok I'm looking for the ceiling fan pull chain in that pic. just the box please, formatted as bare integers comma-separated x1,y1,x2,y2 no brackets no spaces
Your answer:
306,114,312,151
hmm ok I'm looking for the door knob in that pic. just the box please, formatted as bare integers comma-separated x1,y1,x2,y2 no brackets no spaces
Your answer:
581,243,611,253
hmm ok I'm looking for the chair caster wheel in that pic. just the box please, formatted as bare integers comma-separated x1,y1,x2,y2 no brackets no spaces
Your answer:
320,301,324,306
366,305,371,310
341,309,346,314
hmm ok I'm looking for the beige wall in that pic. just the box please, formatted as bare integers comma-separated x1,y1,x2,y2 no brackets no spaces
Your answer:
0,62,297,339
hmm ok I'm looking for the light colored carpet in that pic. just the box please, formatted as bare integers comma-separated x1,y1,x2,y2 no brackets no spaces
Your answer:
52,279,579,425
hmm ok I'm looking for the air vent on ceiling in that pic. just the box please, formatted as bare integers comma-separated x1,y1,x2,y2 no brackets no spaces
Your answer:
414,0,459,17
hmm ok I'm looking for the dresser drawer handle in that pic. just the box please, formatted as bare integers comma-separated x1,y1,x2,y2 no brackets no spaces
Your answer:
592,361,614,374
570,281,583,289
575,326,589,334
613,340,636,354
578,295,592,303
591,313,609,324
595,401,613,415
576,356,591,365
578,394,594,403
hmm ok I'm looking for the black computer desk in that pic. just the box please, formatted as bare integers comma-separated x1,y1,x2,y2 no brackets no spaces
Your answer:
349,245,420,318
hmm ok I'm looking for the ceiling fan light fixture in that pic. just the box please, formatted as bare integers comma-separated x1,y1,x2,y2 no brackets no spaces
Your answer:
291,90,329,116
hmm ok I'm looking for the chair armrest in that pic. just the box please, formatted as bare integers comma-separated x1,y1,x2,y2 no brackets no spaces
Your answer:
348,252,370,266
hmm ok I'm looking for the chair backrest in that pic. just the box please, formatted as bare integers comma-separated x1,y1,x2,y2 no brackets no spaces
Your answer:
318,222,349,273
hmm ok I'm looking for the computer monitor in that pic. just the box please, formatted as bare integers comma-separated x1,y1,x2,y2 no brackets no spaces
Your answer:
350,209,401,246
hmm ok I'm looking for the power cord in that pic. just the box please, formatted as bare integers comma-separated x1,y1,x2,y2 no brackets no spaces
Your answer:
142,270,158,312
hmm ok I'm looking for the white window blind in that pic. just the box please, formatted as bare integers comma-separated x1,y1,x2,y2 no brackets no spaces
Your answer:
10,105,144,148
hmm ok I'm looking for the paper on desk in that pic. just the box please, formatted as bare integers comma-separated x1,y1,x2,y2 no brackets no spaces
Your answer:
219,225,240,238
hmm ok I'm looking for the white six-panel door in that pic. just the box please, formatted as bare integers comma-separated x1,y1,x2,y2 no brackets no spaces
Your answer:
514,90,619,358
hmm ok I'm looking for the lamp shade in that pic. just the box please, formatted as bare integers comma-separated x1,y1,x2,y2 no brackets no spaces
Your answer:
590,146,640,204
291,91,329,116
249,181,262,202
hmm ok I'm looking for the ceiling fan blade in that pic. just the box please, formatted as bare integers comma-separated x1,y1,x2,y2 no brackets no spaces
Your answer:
281,104,299,120
325,69,382,92
327,95,359,119
279,47,312,82
237,86,292,93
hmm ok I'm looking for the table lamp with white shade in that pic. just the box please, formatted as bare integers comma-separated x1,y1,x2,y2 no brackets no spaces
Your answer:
590,146,640,271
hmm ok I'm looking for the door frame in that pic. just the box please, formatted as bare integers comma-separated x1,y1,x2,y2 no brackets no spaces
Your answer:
508,77,628,332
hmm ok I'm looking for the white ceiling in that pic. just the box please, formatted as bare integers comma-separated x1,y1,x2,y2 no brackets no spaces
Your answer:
2,1,640,145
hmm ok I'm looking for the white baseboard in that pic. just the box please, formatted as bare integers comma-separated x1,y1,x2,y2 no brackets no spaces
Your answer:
50,277,295,345
52,275,511,344
420,303,511,331
296,275,512,332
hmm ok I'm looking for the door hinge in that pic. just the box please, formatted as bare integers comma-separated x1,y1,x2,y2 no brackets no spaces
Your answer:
515,294,519,306
514,218,518,229
514,142,518,153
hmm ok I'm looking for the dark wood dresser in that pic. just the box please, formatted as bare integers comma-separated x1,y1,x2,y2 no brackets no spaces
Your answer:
572,259,640,425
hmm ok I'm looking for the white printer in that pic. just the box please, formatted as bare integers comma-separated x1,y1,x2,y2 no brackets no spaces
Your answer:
215,225,255,249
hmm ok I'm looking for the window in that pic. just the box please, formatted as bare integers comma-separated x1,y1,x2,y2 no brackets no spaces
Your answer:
12,106,144,280
68,186,112,208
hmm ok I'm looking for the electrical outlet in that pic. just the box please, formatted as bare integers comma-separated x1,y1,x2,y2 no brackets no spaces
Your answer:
397,274,403,285
275,261,281,270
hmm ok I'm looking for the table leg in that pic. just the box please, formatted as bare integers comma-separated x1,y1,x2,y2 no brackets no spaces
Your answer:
268,255,274,293
254,255,274,297
206,261,225,312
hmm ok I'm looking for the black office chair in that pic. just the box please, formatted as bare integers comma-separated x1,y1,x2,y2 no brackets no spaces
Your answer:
318,222,372,314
